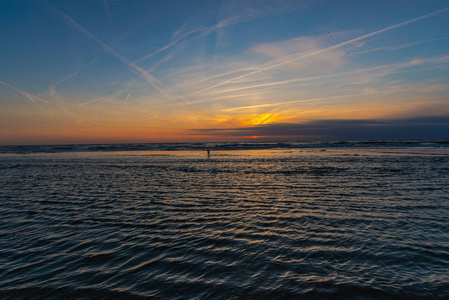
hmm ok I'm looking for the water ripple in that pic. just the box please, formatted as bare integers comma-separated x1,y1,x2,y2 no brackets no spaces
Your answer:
1,152,448,298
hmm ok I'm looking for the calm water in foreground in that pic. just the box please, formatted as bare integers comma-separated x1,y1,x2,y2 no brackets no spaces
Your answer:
1,147,448,299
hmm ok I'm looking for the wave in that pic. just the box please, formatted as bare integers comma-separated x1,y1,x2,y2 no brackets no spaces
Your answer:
2,284,447,299
1,150,448,298
1,139,448,154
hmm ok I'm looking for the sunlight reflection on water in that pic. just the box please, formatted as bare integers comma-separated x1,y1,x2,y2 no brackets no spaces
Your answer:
0,148,448,299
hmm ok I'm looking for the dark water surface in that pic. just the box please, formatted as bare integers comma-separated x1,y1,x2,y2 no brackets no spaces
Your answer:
1,148,448,299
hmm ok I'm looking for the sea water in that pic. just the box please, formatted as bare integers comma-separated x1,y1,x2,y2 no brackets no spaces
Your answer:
1,145,448,299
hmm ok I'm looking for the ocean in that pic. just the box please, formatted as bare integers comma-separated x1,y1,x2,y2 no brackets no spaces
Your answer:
1,141,448,299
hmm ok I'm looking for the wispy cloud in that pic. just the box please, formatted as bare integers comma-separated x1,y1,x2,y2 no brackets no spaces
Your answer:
188,6,449,96
221,93,374,111
135,0,306,66
181,54,449,109
103,0,112,25
174,0,306,39
133,30,195,64
351,36,449,55
219,81,449,113
46,2,172,99
38,58,99,99
78,79,138,107
47,4,197,107
0,80,47,108
0,79,102,129
122,93,131,107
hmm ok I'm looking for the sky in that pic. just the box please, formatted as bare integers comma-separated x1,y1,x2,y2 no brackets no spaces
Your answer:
1,0,449,145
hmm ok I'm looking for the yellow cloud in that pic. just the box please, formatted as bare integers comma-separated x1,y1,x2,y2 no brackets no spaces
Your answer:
246,113,280,125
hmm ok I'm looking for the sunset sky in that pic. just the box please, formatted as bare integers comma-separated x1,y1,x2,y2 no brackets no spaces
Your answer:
1,0,449,145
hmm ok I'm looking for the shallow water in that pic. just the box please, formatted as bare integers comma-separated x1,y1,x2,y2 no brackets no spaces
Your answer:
1,149,448,299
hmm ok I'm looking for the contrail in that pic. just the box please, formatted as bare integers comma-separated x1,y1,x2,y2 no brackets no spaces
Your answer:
103,0,112,25
122,93,131,107
221,93,370,111
351,36,449,55
47,2,195,106
0,80,47,109
194,54,449,98
79,79,138,107
38,58,98,98
196,66,388,97
46,2,171,98
133,10,259,65
133,22,225,65
60,106,105,127
133,34,188,64
222,82,449,112
190,6,449,96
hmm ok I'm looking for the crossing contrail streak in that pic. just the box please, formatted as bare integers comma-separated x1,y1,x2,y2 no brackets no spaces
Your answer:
46,3,171,98
47,2,196,107
190,6,449,96
0,80,47,109
38,58,98,98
